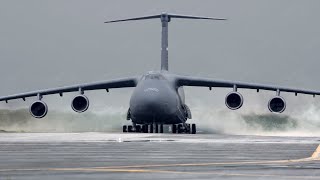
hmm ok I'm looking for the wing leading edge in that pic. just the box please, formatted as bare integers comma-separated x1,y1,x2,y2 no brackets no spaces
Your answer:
175,75,320,96
0,77,138,102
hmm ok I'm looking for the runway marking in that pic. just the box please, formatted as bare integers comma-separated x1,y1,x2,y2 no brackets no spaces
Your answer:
44,168,320,179
48,168,153,173
92,157,319,169
311,144,320,159
0,159,309,173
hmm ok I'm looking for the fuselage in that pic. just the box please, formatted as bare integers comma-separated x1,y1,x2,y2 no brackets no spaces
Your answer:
129,71,187,124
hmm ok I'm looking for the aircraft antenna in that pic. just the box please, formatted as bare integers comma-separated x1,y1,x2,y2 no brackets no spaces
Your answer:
104,13,226,71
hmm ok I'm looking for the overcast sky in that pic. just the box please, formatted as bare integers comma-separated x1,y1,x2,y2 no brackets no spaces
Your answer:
0,0,320,113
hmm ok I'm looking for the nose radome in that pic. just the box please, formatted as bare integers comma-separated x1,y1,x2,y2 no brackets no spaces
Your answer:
131,88,177,115
142,90,166,111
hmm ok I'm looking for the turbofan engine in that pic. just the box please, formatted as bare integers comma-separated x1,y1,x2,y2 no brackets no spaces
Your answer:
268,96,286,113
225,92,243,110
71,95,89,113
29,100,48,118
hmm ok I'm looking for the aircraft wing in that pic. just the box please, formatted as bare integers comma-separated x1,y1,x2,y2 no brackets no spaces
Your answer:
175,75,320,96
0,77,138,102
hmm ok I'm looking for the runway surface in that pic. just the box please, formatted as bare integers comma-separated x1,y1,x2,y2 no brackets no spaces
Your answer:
0,133,319,180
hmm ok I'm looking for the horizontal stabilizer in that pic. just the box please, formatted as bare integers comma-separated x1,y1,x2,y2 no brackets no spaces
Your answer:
104,13,226,23
104,15,161,23
169,14,226,21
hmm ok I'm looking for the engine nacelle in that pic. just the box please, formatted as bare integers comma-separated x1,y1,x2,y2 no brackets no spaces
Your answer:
71,95,89,113
225,92,243,110
29,100,48,118
268,96,286,113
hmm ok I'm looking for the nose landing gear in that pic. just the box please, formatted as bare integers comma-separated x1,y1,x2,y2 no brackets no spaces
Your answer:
122,123,196,134
123,124,164,133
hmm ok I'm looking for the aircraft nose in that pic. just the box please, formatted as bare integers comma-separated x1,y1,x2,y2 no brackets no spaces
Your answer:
130,88,177,115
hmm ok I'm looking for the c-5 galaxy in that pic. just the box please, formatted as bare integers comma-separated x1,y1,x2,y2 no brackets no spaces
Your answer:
1,13,320,134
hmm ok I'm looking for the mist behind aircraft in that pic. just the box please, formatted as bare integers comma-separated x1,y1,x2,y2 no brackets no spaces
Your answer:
1,92,320,136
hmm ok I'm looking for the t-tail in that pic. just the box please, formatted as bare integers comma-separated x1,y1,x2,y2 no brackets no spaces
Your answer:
104,13,226,71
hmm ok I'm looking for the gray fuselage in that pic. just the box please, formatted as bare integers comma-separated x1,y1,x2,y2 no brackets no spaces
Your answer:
129,71,187,125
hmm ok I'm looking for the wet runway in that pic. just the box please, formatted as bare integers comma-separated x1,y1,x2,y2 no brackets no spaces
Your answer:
0,133,319,179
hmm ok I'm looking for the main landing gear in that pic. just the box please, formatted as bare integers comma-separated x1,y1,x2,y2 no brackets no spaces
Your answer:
171,123,196,134
122,123,196,134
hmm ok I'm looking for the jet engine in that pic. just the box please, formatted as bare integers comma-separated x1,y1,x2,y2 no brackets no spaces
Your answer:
225,92,243,110
71,95,89,113
29,100,48,118
268,96,286,113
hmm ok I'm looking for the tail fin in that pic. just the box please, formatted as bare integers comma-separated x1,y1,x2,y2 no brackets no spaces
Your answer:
105,13,226,71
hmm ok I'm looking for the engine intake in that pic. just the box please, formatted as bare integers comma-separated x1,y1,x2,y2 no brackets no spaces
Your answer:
225,92,243,110
29,100,48,118
71,95,89,113
268,96,286,113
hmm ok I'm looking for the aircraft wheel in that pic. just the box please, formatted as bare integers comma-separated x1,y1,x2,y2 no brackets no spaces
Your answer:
177,124,183,134
191,124,196,134
135,125,141,133
172,124,177,133
187,124,191,134
128,125,133,132
142,125,148,133
160,124,164,133
155,124,159,133
123,125,127,133
149,124,154,133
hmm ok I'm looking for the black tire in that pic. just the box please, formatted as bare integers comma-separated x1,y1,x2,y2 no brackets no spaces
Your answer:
142,125,148,133
191,124,196,134
155,124,159,133
128,125,133,132
135,125,141,133
123,125,127,133
149,124,154,133
172,124,177,133
160,124,164,133
187,124,191,134
178,124,183,134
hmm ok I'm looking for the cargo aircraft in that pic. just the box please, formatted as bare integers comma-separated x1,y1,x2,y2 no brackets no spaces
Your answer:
1,13,319,134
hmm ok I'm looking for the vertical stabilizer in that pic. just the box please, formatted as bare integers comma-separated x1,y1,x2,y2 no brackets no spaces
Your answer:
160,13,169,71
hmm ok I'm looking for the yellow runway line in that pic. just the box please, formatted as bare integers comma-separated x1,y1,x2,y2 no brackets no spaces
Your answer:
48,168,166,173
48,168,320,179
93,158,313,169
311,144,320,159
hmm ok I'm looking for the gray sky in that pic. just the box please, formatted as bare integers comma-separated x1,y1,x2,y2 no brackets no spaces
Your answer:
0,0,320,113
